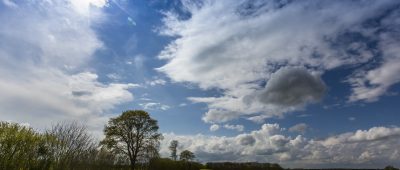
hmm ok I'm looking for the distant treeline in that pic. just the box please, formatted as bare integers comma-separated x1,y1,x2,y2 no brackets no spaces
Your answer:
288,167,399,170
206,162,283,170
148,158,205,170
148,159,284,170
288,169,387,170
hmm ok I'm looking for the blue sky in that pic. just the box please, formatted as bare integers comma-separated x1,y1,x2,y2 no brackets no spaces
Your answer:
1,0,400,168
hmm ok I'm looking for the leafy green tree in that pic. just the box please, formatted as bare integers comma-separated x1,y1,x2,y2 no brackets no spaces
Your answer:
0,121,51,169
169,140,179,161
101,110,163,170
180,150,195,161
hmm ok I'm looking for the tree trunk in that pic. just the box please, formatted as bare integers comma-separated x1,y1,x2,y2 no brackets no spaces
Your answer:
130,158,136,170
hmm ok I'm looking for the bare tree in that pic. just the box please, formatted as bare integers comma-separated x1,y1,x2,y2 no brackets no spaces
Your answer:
101,110,163,170
46,122,96,169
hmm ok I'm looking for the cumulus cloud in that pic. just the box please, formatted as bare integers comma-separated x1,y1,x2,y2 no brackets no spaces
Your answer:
259,67,326,107
288,123,309,134
0,0,135,136
209,124,219,132
348,126,400,142
237,134,255,146
161,124,400,168
158,0,400,124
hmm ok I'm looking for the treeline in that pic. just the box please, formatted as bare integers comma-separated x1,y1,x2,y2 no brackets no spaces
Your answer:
1,110,290,170
148,159,285,170
206,162,283,170
149,158,205,170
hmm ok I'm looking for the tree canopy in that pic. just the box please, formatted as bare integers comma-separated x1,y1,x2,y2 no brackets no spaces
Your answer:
180,150,195,161
101,110,163,170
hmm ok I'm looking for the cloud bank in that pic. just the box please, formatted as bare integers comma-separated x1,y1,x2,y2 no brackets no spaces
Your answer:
158,0,400,123
162,124,400,168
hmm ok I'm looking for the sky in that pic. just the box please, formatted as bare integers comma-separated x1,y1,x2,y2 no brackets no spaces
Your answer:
0,0,400,168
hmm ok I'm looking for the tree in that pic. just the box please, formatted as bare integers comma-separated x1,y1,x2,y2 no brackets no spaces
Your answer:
180,150,195,161
101,110,163,170
385,166,400,170
0,121,100,169
169,140,179,161
0,122,52,169
46,122,97,169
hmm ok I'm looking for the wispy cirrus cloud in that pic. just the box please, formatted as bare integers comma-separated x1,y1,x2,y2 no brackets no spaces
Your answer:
139,102,171,111
288,123,308,134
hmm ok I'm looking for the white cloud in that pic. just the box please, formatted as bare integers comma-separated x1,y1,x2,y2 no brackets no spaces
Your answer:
0,69,136,134
209,124,219,132
139,102,171,111
347,6,400,102
69,0,108,16
0,0,133,136
157,0,400,124
348,59,400,102
146,78,167,86
161,124,400,168
348,126,400,142
223,124,244,132
201,109,242,123
2,0,17,8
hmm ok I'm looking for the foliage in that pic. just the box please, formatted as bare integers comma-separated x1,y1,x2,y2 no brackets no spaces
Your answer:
101,110,163,170
180,150,195,161
0,121,114,170
0,122,50,169
169,140,179,161
385,165,400,170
